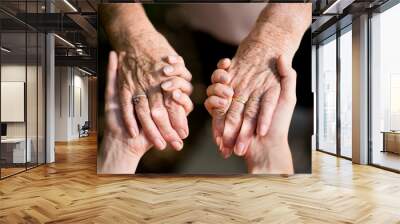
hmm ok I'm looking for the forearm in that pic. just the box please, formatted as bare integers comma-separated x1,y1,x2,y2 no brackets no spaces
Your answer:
248,141,294,175
98,134,141,174
100,4,173,54
247,3,312,59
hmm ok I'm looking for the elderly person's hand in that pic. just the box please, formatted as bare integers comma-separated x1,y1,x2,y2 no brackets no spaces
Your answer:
100,4,192,151
205,56,296,174
99,51,194,174
117,49,192,151
211,4,310,157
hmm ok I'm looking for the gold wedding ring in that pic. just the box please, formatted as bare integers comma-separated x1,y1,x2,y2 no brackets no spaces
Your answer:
132,94,147,105
232,96,247,104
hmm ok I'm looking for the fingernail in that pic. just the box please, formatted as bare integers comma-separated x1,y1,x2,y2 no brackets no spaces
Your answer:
156,138,166,150
259,124,268,136
173,90,181,99
223,89,232,97
131,128,138,137
178,129,187,138
223,58,230,65
221,76,227,83
161,81,172,90
235,143,245,156
168,55,178,64
163,65,174,74
171,140,183,151
218,99,226,106
223,148,231,159
216,136,221,146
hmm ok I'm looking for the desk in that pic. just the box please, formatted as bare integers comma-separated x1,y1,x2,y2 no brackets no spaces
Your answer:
1,138,31,163
382,131,400,154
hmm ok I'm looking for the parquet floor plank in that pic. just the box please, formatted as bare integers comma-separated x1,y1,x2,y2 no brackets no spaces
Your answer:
0,135,400,223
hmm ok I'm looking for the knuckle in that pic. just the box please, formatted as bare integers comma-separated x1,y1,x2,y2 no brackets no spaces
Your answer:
151,106,166,120
188,104,194,113
226,110,241,123
263,93,278,104
244,105,259,120
164,98,175,110
206,86,213,96
187,84,194,94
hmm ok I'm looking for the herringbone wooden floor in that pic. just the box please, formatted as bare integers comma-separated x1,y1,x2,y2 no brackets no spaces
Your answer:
1,135,400,223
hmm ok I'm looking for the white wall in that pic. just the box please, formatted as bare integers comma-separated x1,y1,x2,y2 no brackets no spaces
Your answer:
1,65,41,138
1,64,46,164
54,66,89,141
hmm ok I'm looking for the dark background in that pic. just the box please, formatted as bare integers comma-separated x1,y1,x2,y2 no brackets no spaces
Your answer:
98,4,312,174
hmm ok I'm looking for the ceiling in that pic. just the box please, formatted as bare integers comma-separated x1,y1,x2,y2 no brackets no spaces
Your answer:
312,0,392,43
0,0,97,74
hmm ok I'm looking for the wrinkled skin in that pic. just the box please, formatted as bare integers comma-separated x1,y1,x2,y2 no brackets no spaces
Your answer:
205,57,296,174
116,31,192,151
100,51,194,174
214,37,285,157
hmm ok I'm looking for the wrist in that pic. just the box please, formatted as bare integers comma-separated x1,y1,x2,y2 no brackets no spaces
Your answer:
99,132,143,174
247,140,294,175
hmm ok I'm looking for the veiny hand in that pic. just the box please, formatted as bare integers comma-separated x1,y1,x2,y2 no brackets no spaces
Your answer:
116,31,192,151
205,56,296,174
218,35,291,157
101,51,152,174
100,51,194,174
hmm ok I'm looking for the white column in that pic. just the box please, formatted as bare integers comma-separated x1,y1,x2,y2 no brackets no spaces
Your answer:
352,14,369,164
312,45,317,150
45,1,55,163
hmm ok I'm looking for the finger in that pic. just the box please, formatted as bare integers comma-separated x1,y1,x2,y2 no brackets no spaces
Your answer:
206,83,234,98
172,90,193,115
222,96,247,149
148,88,183,150
105,51,118,103
212,113,226,148
119,88,139,138
161,77,193,95
211,69,232,84
165,93,189,141
277,56,297,102
234,94,260,156
204,96,228,154
165,55,184,65
163,63,192,81
204,96,229,147
134,95,167,150
217,58,231,70
257,86,281,136
203,96,228,116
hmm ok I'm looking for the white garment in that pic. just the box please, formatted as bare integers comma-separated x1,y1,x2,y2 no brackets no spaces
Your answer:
178,3,267,45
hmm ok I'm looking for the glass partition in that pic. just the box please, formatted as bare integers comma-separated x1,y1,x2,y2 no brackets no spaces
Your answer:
0,1,46,179
370,3,400,171
317,36,337,154
1,30,28,177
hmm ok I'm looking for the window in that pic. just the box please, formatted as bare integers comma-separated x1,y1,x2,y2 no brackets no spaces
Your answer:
339,28,352,158
370,3,400,171
317,36,337,154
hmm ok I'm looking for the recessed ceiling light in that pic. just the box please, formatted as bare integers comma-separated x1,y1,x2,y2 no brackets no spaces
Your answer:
77,67,92,76
1,47,11,53
63,0,78,12
54,34,75,48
